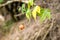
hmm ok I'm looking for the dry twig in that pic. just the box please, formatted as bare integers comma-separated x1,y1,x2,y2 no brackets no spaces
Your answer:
42,18,55,40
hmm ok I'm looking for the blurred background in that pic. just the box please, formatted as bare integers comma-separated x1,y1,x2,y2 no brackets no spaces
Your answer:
0,0,60,40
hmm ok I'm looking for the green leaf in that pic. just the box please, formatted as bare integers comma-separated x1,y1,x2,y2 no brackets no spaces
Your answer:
0,0,3,3
40,10,47,22
32,11,36,20
22,4,26,14
26,9,31,20
32,6,41,20
37,8,43,16
46,9,51,20
40,9,51,22
28,0,34,6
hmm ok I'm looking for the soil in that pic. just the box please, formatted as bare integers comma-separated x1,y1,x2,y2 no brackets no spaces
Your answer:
0,0,60,40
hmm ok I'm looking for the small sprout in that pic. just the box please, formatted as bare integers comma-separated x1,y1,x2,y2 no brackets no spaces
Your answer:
20,0,51,23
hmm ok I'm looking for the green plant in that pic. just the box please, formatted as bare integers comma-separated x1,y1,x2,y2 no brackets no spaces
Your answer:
26,9,31,20
32,6,41,20
0,0,3,3
19,0,51,22
21,4,27,14
40,8,51,22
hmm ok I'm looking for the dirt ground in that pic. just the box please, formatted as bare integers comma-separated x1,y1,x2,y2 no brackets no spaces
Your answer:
0,0,60,40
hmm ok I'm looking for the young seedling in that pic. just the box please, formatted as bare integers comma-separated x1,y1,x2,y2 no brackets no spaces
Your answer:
18,0,51,22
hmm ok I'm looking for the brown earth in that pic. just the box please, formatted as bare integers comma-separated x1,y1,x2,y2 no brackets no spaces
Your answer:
0,0,60,40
